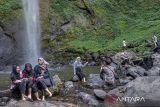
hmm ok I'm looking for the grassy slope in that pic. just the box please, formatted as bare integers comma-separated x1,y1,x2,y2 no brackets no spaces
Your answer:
1,0,160,61
48,0,160,58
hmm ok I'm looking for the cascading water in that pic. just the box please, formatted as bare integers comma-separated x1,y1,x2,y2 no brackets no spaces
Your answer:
22,0,41,65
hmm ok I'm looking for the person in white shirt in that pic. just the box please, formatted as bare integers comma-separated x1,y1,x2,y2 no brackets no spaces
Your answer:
122,39,127,50
73,57,88,83
153,35,158,48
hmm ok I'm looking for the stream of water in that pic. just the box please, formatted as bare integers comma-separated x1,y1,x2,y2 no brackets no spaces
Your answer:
22,0,41,65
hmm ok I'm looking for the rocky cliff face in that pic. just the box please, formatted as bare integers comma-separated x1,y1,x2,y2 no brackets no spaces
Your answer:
0,20,26,68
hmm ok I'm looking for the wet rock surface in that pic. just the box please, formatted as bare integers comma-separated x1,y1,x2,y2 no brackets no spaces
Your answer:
77,92,99,107
124,76,160,101
5,100,77,107
93,89,107,101
87,74,105,89
126,66,147,78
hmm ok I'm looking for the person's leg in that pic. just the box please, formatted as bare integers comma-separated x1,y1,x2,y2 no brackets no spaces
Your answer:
41,89,45,101
39,79,52,97
45,88,52,97
19,82,27,100
32,83,41,100
27,80,33,99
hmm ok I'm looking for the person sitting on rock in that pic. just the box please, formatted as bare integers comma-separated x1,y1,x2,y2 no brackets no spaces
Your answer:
10,65,27,101
73,57,88,83
121,52,134,66
22,63,41,100
100,60,115,86
34,57,54,101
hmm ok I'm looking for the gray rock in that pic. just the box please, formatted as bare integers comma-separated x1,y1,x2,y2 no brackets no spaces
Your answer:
152,53,160,66
77,92,99,107
127,66,147,78
124,76,160,102
63,81,74,94
107,86,126,97
94,89,107,100
1,97,10,102
87,74,105,89
0,20,26,66
6,100,77,107
148,66,160,76
119,78,131,85
72,75,79,82
0,26,3,35
112,51,136,65
88,61,97,66
65,81,74,89
0,102,6,106
52,75,62,86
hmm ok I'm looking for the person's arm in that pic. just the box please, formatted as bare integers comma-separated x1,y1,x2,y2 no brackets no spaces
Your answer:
34,65,43,79
10,73,22,83
81,62,88,67
73,62,76,75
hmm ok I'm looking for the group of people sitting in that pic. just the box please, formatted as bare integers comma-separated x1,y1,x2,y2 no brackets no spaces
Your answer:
10,54,138,101
10,58,54,101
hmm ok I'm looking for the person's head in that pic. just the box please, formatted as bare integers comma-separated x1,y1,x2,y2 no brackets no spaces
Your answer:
123,39,126,41
106,57,112,64
38,57,49,65
76,57,81,62
105,58,112,66
13,65,21,74
101,61,107,67
25,63,32,72
38,57,45,65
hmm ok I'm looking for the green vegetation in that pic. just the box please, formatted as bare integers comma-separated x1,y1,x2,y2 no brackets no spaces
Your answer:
48,0,160,59
1,0,160,61
0,0,21,24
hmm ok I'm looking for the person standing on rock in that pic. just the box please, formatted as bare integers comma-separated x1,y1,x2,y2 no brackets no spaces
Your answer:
22,63,41,100
34,57,54,101
152,33,158,48
10,65,27,101
73,57,88,83
122,39,127,50
100,60,115,86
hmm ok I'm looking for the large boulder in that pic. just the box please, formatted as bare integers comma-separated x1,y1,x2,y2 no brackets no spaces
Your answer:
112,51,137,65
124,76,160,105
126,66,147,78
6,99,77,107
152,53,160,66
0,27,16,66
148,66,160,76
77,92,99,107
0,20,26,67
64,81,74,91
93,89,107,101
72,75,79,82
87,74,105,89
52,75,62,85
107,86,126,98
61,81,74,95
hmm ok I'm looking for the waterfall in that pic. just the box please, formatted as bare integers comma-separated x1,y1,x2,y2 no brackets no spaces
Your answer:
22,0,41,65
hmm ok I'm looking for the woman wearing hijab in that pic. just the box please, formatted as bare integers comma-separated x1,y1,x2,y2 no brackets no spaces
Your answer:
34,57,54,101
22,63,41,100
73,57,88,83
100,60,115,86
10,65,27,101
